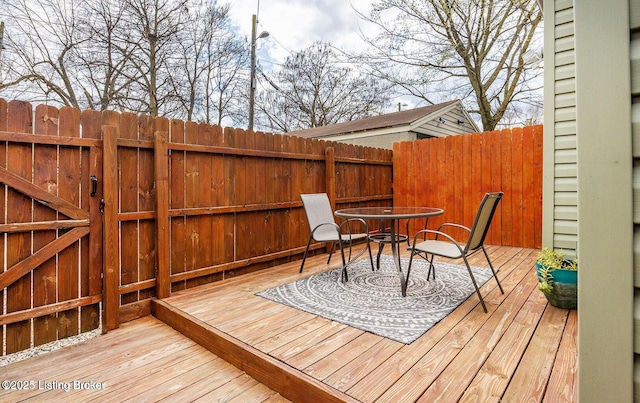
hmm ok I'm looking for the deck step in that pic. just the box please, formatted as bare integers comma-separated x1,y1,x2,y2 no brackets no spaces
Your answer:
151,298,357,403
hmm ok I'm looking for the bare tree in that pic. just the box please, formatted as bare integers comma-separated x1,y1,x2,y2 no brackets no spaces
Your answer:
1,0,89,108
77,0,138,111
355,0,543,131
0,0,256,127
170,1,248,125
256,41,392,133
169,2,215,121
202,28,249,127
116,0,190,117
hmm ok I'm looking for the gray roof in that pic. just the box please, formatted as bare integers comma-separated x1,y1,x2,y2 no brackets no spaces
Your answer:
288,100,459,138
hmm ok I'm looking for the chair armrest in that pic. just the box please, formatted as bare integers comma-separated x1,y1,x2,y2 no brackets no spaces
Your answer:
436,223,471,233
310,222,341,238
339,217,369,236
410,229,466,255
412,222,469,242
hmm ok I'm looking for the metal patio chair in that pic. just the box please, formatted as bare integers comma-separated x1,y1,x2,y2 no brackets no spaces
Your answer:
406,192,505,312
299,193,374,282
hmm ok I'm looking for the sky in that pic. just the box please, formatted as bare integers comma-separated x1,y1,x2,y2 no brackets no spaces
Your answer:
227,0,375,68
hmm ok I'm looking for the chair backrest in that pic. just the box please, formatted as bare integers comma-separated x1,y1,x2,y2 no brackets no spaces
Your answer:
300,193,339,240
465,192,503,252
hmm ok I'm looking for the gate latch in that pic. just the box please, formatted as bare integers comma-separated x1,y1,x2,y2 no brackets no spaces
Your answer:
90,175,98,197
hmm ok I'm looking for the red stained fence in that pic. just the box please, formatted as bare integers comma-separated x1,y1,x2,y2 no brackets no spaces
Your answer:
393,125,543,249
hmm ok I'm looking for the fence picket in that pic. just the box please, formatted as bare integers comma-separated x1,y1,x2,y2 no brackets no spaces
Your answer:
33,104,59,346
6,101,33,354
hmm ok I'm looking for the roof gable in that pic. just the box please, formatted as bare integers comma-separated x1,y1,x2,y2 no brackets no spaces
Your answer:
289,100,460,138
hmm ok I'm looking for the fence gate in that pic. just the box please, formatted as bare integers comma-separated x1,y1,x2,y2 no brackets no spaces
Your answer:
0,101,103,356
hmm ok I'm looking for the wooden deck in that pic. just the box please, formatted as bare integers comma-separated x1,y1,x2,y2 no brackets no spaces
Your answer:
1,246,577,402
0,316,291,402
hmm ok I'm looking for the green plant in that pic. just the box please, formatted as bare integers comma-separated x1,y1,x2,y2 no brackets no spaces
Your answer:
536,247,564,268
537,265,554,295
536,247,578,270
564,258,578,270
536,247,578,296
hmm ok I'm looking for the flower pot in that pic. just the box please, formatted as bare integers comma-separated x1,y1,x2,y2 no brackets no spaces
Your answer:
536,262,577,310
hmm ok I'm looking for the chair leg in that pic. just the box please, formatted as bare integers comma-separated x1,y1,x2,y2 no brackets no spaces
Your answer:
406,250,416,287
376,242,385,270
299,236,314,273
426,253,436,280
406,248,436,280
462,256,488,313
326,242,335,264
338,240,348,282
482,246,504,294
366,237,375,271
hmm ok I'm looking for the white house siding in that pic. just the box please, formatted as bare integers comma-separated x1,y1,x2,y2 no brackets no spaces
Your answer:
338,132,416,150
419,109,477,137
544,0,578,256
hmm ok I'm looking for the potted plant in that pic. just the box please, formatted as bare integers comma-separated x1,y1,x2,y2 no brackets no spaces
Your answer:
536,247,577,309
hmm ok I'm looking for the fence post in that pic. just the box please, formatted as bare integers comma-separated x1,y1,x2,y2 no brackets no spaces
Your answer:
102,125,119,331
154,131,170,298
325,147,335,209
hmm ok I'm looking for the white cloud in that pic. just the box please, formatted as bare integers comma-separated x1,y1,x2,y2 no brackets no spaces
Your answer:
228,0,374,66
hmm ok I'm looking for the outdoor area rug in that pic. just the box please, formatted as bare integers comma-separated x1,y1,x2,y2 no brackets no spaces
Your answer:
256,255,493,344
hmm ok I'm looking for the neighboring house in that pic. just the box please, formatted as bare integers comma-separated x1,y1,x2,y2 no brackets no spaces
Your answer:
543,0,633,400
287,100,479,150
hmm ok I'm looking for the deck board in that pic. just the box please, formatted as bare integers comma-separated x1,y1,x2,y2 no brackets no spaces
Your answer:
544,309,578,402
304,332,384,380
1,246,577,402
502,302,570,401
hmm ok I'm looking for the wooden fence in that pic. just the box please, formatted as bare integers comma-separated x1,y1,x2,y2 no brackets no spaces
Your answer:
0,99,541,357
0,100,393,356
393,125,543,249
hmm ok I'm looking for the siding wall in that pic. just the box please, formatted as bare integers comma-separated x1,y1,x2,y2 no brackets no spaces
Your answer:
419,109,478,138
339,132,416,150
631,0,640,399
544,0,578,257
561,0,634,400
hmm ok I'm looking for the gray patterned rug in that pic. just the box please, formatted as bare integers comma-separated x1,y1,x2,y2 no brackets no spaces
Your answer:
256,255,493,344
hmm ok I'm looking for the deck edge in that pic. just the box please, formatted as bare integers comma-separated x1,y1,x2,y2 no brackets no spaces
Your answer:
150,298,358,403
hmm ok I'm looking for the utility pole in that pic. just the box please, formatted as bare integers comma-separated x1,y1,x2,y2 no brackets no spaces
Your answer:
0,22,4,63
249,14,257,132
248,14,268,132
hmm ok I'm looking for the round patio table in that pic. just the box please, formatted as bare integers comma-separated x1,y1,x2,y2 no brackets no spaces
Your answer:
335,207,444,296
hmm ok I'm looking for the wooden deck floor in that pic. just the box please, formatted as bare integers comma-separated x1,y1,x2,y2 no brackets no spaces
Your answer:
1,246,577,402
0,316,291,402
158,245,577,402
